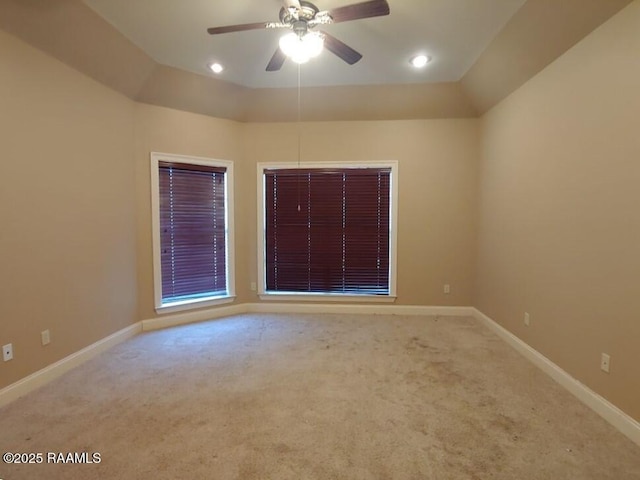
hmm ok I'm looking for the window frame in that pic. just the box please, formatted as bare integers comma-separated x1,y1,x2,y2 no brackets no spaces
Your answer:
257,161,398,302
150,152,235,313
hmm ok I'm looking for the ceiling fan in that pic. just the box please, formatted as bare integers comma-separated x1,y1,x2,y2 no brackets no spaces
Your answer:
207,0,390,71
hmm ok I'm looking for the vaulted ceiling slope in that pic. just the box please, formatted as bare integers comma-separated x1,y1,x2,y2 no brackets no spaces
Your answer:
0,0,631,121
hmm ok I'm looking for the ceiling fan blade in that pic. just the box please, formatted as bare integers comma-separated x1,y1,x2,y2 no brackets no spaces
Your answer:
321,31,362,65
207,22,269,35
266,48,287,71
328,0,390,23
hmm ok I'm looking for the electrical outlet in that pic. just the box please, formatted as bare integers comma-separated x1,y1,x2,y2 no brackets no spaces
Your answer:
443,284,451,294
3,343,13,362
250,282,257,292
524,312,530,326
601,353,610,373
41,329,51,346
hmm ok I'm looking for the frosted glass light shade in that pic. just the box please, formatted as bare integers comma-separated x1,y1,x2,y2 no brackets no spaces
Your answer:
279,32,324,64
302,32,324,58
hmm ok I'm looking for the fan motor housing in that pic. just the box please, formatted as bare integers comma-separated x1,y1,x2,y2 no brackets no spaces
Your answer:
279,1,320,24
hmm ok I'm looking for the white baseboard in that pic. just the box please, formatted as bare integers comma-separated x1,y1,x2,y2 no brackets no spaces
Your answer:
472,308,640,448
0,322,141,408
141,303,473,331
141,303,248,331
7,303,636,450
1,302,469,407
246,302,473,317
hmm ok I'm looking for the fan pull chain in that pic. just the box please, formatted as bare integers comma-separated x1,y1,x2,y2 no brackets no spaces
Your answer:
297,62,302,212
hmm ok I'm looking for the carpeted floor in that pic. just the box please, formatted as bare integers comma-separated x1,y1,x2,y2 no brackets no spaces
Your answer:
1,313,639,479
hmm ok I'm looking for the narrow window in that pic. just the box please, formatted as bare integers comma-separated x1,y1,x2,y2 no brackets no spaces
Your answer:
151,154,234,310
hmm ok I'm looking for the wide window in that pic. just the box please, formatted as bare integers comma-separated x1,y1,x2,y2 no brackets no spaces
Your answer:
258,163,397,299
151,153,234,311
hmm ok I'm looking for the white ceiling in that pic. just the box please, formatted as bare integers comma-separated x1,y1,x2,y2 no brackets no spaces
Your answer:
82,0,526,89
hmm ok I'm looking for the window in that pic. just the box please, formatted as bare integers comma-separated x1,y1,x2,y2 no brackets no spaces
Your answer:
258,163,397,300
151,153,234,311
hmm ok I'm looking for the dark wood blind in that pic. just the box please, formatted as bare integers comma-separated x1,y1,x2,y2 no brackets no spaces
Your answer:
159,161,227,303
264,167,391,294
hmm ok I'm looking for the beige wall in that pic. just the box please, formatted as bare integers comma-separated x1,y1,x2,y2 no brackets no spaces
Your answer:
133,104,245,320
241,120,479,307
0,30,138,389
3,0,638,428
475,2,640,421
134,113,479,319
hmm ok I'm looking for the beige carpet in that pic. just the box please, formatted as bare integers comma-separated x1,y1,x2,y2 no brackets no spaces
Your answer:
1,313,639,479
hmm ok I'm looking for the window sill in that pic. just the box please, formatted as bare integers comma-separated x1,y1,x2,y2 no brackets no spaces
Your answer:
155,295,236,314
258,293,397,303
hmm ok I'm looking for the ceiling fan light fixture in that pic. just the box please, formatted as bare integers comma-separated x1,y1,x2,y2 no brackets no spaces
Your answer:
293,53,311,64
410,55,430,68
302,32,324,57
279,31,324,64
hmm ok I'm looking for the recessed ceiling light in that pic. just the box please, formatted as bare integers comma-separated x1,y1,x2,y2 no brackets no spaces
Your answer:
410,55,430,68
208,62,224,74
